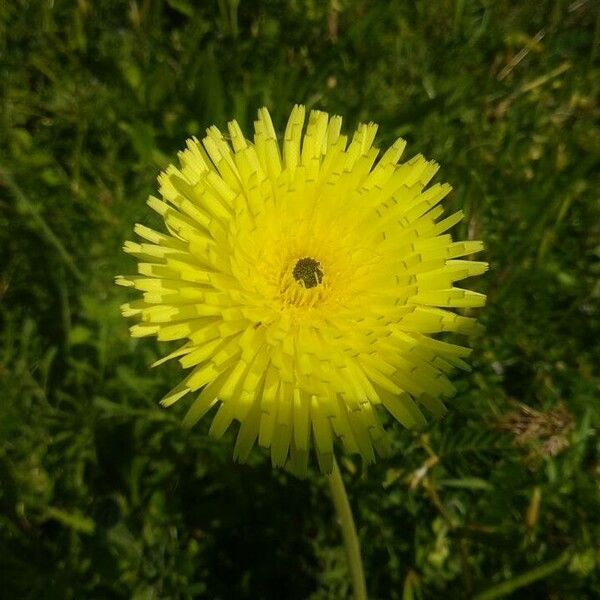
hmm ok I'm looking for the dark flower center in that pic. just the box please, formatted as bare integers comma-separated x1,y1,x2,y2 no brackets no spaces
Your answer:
293,257,323,289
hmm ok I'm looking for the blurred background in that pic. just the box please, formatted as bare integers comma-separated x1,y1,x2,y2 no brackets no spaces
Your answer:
1,1,599,598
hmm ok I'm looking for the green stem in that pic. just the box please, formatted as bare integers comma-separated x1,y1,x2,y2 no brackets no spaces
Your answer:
327,457,368,600
473,550,572,600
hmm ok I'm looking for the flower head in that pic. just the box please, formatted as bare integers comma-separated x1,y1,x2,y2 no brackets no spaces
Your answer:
117,105,487,475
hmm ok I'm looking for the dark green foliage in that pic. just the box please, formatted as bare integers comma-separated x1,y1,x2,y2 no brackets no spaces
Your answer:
1,1,599,598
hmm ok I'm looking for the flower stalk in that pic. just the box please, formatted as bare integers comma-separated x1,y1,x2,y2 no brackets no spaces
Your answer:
327,457,367,600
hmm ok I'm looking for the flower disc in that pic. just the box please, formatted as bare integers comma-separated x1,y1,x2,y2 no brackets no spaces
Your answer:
117,105,487,475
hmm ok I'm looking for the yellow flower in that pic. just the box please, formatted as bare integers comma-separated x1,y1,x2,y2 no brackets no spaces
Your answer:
117,105,487,476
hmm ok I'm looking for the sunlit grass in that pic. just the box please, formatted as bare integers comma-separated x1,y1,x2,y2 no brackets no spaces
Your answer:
0,1,598,598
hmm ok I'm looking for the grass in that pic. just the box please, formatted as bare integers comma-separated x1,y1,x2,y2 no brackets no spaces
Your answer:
1,1,599,598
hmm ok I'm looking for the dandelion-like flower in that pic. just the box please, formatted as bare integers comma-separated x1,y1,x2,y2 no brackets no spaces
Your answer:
117,105,487,475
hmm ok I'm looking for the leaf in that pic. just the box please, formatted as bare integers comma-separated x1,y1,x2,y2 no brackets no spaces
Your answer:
44,507,95,535
438,477,494,491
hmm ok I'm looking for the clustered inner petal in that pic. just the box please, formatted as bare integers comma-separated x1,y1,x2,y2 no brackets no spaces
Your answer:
117,105,487,476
